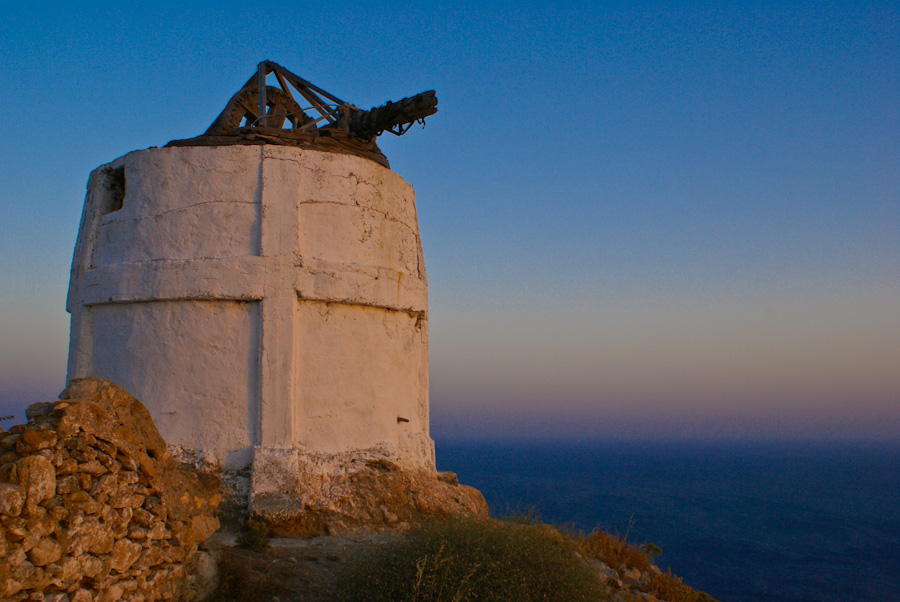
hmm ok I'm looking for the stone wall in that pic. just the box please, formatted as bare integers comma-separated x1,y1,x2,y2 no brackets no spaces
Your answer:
0,379,221,602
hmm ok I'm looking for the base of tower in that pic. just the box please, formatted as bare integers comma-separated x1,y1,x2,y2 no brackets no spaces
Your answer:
248,445,488,537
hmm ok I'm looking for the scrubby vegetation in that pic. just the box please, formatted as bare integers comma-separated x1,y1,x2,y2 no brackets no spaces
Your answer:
211,517,717,602
235,519,271,552
573,528,716,602
333,518,603,602
647,569,718,602
576,528,656,572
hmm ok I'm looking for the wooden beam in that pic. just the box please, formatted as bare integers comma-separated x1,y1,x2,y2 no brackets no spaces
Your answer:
257,62,268,127
273,64,348,107
298,113,333,131
273,70,295,103
293,87,337,124
269,64,339,123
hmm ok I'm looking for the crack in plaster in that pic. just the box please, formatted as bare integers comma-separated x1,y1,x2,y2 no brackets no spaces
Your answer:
100,199,258,224
298,198,416,231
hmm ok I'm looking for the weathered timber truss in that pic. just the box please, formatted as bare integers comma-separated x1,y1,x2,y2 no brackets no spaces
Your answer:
166,61,438,167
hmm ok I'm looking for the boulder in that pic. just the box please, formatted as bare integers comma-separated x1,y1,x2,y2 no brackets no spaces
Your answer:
251,450,489,537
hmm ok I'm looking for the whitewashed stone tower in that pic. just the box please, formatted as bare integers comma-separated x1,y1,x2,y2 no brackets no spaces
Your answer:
66,62,485,533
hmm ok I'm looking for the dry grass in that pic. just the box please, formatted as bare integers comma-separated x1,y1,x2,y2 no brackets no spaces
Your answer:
648,569,718,602
208,521,718,602
333,518,606,602
569,529,716,602
574,529,655,572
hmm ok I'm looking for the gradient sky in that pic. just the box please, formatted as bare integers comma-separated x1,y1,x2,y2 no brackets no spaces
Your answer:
1,2,897,441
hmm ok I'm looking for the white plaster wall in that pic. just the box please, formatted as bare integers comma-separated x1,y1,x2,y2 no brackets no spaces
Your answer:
91,146,261,267
88,300,260,470
297,203,420,276
294,301,427,457
67,144,433,476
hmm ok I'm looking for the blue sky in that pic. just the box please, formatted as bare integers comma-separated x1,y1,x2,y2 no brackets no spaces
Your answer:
1,2,898,441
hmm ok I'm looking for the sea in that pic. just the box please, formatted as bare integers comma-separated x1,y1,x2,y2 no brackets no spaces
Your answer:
435,440,900,602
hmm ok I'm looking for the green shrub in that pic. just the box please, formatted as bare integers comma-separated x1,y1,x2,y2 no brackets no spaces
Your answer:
333,518,605,602
236,519,270,552
642,542,662,557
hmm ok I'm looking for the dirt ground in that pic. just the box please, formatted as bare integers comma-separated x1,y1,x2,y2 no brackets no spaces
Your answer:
205,533,403,602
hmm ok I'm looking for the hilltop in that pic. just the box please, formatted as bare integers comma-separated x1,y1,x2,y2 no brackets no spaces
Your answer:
208,519,719,602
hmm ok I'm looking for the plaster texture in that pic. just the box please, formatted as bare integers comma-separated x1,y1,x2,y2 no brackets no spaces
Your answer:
66,145,433,514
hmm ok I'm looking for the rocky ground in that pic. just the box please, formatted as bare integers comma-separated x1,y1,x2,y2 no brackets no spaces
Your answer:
207,533,397,602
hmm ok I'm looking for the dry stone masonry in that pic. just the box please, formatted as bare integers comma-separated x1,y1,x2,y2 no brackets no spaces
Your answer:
0,378,221,601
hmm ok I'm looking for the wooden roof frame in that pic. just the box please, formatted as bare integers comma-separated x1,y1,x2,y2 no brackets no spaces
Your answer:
206,60,357,134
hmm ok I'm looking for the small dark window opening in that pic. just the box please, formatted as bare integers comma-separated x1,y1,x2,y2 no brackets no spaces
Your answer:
100,166,126,215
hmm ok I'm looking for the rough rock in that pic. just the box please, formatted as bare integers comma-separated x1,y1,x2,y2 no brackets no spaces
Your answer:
0,378,221,601
26,537,62,566
0,483,25,516
250,449,488,537
589,560,673,602
11,455,56,513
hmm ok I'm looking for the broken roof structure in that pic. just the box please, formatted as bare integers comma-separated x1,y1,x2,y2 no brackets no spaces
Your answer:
166,60,438,167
